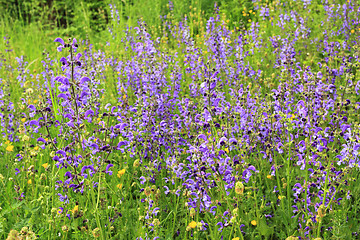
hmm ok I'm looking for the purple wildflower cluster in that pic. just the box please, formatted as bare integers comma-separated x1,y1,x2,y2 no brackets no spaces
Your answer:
1,0,360,239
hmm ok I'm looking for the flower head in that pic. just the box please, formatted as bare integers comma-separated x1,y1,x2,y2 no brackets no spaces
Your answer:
117,169,126,178
188,221,197,229
57,207,64,214
6,145,14,152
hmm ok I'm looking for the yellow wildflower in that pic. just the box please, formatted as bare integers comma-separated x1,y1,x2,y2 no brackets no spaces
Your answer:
21,118,26,123
6,145,14,152
188,221,197,229
232,238,240,240
117,169,126,178
34,146,39,151
72,205,79,214
267,175,273,180
42,163,49,169
117,184,123,189
251,220,257,226
28,179,32,184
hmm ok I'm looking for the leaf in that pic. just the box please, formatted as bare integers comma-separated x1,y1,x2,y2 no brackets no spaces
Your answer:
258,217,274,237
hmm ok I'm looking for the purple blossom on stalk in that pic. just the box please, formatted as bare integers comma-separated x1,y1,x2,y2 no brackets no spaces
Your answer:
105,164,114,175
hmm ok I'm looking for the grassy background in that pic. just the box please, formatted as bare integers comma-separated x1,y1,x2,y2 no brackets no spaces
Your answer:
0,0,257,61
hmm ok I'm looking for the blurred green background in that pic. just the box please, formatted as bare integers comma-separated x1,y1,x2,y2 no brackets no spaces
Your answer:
0,0,255,57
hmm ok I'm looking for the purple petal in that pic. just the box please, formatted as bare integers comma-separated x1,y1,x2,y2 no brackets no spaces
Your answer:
54,37,65,45
85,109,94,118
80,77,91,84
57,93,68,100
29,120,39,126
37,137,46,143
117,141,129,148
75,53,82,61
56,150,66,157
57,45,64,52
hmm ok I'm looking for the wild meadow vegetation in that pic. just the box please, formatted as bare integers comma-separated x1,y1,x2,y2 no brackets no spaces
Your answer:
0,0,360,239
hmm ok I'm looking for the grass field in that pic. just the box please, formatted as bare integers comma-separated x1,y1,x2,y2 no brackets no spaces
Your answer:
1,0,360,239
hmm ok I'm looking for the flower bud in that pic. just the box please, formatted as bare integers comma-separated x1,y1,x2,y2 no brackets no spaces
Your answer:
235,181,244,195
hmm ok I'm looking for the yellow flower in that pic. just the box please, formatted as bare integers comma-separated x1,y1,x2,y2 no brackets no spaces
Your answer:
251,220,257,226
123,94,126,100
117,184,123,189
266,175,273,180
351,29,355,34
278,195,285,200
21,118,26,123
225,148,229,153
42,163,49,169
34,146,39,151
232,238,240,240
6,145,14,152
28,179,32,184
248,19,252,22
188,221,197,229
117,169,126,178
72,205,79,214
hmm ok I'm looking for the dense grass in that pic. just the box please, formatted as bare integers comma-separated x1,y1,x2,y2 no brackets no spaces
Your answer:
1,0,360,239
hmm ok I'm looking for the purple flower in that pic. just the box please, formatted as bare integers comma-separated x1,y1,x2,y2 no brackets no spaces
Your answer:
57,193,69,203
54,38,65,52
139,176,146,184
54,37,64,45
80,77,91,84
29,120,39,127
105,164,113,176
37,137,46,143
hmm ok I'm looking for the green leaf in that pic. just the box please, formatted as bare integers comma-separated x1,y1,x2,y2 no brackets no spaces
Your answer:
258,217,274,237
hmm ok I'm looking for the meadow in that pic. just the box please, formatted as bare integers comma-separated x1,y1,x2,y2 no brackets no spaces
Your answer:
0,0,360,239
